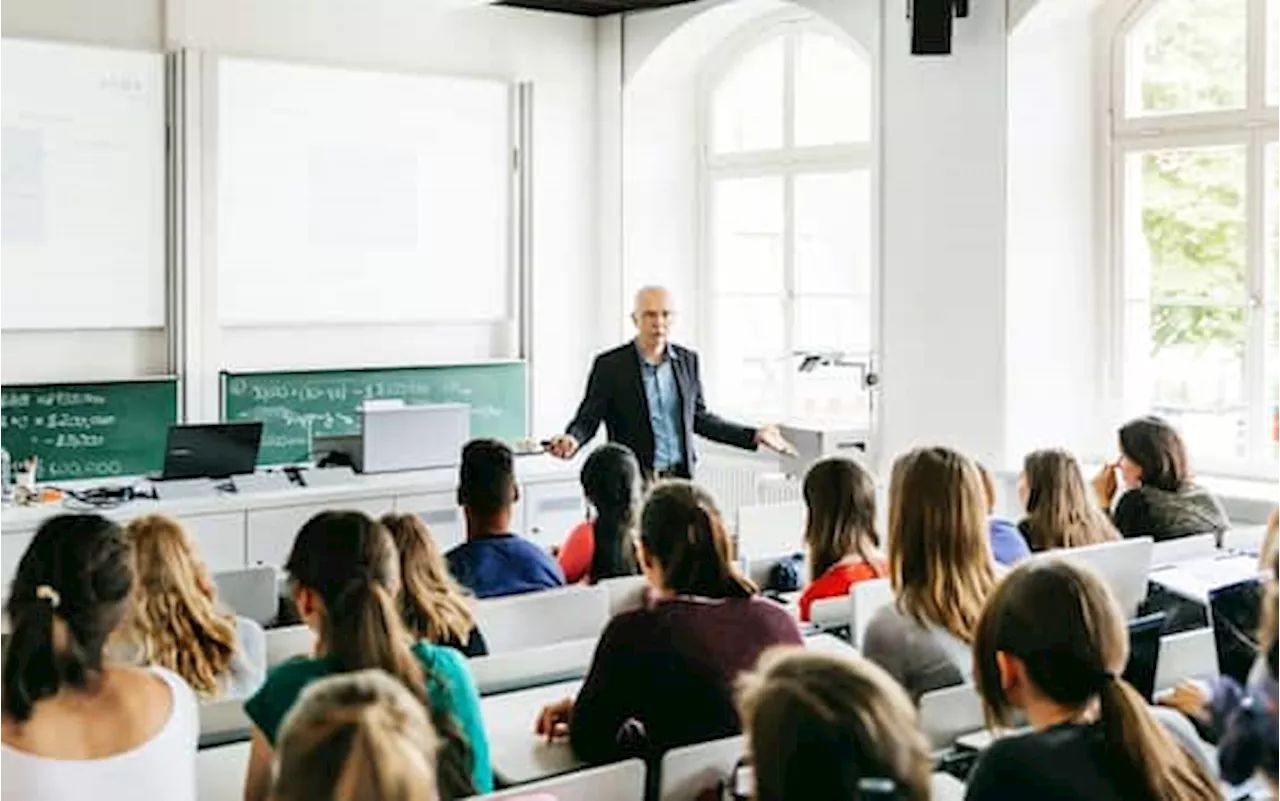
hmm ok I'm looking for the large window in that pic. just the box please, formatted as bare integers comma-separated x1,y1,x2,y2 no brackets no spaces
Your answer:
702,21,874,425
1111,0,1278,476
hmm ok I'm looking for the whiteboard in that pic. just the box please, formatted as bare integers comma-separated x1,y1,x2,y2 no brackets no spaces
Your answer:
1,39,166,330
215,57,513,326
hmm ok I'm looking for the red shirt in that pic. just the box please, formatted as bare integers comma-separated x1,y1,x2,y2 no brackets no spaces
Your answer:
557,520,595,584
798,560,886,622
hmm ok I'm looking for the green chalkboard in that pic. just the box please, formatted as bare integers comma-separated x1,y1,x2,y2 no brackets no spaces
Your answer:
221,362,528,465
0,378,179,481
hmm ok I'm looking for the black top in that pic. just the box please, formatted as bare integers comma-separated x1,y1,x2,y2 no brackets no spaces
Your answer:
1112,484,1229,543
564,342,757,476
965,722,1138,801
438,625,489,658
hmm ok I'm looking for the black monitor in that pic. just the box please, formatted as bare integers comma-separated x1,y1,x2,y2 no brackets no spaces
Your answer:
1122,612,1166,702
160,422,263,480
1209,578,1263,685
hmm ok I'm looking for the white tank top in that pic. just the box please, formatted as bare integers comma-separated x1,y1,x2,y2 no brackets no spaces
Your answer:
1,666,198,801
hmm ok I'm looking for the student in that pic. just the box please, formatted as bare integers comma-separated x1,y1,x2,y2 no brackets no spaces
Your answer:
1092,416,1228,542
1017,449,1119,552
556,443,643,584
737,647,933,801
111,514,266,698
965,559,1219,801
977,462,1031,565
1,514,198,801
242,511,492,801
534,480,804,763
381,513,488,658
445,439,565,598
796,456,886,622
862,448,1000,702
273,669,441,801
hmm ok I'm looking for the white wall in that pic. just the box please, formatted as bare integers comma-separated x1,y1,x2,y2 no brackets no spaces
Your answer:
1005,0,1101,466
2,0,598,438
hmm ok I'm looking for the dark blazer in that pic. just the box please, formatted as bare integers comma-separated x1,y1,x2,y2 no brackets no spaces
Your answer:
565,342,758,476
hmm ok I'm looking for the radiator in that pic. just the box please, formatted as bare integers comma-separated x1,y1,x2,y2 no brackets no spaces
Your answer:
697,454,801,520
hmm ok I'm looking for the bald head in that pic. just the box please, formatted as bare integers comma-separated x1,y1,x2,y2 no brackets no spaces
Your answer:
631,286,675,355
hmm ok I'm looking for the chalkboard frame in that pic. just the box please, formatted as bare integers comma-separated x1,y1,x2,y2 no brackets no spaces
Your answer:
219,360,529,467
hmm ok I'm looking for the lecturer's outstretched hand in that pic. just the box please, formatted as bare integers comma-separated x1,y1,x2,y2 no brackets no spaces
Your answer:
547,434,580,459
755,424,797,456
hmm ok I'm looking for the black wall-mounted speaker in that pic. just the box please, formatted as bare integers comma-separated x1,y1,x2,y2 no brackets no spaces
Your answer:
911,0,959,55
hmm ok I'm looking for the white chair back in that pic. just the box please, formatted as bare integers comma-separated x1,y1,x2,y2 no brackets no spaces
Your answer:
1155,627,1219,692
473,585,609,653
466,758,646,800
1222,525,1268,557
470,637,597,696
600,574,649,617
213,566,278,625
1030,537,1153,617
734,501,804,559
807,595,850,631
1151,533,1218,568
659,735,745,801
851,578,894,649
266,624,316,668
197,741,251,801
918,684,984,750
198,697,253,748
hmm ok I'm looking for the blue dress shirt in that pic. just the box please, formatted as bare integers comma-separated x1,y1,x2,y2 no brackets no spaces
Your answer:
637,344,685,471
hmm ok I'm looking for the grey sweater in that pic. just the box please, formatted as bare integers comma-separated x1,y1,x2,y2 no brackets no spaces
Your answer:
862,603,969,704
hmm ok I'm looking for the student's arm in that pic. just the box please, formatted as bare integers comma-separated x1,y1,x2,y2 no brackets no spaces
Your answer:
564,356,610,450
242,727,274,801
689,352,757,450
557,522,595,584
1110,491,1149,538
568,617,645,763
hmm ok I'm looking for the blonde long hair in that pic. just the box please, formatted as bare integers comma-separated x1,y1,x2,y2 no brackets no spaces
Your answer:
120,515,237,696
379,514,477,647
1020,449,1119,552
275,669,440,801
888,447,998,643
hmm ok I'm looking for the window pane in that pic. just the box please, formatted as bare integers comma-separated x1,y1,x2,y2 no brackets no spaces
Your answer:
1266,144,1279,463
794,297,871,353
794,170,872,296
1270,0,1279,106
795,370,871,426
1125,146,1247,305
1124,0,1246,117
794,32,871,147
711,36,784,154
712,296,786,418
712,177,784,294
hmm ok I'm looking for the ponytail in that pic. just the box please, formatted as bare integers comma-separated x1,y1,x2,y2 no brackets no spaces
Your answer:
2,515,133,722
581,443,642,583
589,506,639,583
1096,674,1219,801
640,481,756,600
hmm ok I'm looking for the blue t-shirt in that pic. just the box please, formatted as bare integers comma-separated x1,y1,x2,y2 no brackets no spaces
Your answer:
988,516,1031,566
446,534,565,599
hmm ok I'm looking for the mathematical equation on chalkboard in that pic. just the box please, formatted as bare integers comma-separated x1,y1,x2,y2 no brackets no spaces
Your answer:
226,378,481,404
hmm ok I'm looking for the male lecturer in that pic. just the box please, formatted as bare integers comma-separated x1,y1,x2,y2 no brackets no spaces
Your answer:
547,286,793,479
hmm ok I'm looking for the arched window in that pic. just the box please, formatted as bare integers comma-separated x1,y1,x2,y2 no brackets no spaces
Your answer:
1109,0,1278,476
701,18,875,425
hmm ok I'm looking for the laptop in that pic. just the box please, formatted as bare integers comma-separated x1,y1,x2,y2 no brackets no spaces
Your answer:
160,422,263,480
1122,612,1166,702
1209,578,1263,685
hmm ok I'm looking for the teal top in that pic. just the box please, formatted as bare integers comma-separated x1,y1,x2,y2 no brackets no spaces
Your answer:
244,640,493,792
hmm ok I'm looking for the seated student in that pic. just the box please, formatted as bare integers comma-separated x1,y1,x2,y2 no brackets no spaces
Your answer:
977,462,1031,566
534,480,804,763
273,669,441,801
1092,415,1228,542
242,510,492,801
1,514,198,801
796,456,886,622
863,448,1000,703
1017,449,1119,552
110,514,266,698
557,443,643,585
737,647,932,801
445,439,565,598
381,513,488,658
966,558,1220,801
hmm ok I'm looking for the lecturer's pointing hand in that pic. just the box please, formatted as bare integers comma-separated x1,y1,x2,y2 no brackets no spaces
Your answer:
547,434,580,460
755,424,797,456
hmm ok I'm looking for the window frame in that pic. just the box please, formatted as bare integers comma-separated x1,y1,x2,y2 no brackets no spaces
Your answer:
1103,0,1279,479
696,13,878,424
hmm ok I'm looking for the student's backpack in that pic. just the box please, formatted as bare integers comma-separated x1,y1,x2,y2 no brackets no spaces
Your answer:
764,553,803,594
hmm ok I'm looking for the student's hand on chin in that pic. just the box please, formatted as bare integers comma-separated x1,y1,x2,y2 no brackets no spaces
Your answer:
534,697,574,742
1091,462,1118,508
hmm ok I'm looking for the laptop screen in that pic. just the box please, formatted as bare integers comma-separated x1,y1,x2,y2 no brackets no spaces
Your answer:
162,422,263,480
1209,578,1263,685
1122,612,1166,702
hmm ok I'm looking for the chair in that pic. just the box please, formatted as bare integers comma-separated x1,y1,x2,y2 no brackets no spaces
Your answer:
807,595,851,632
1155,627,1219,693
1029,537,1153,617
850,578,894,649
658,735,745,801
213,566,279,625
265,624,315,668
734,501,804,559
599,574,649,618
1222,525,1268,557
1151,533,1218,569
198,697,253,748
465,758,646,801
473,585,610,653
470,637,598,696
197,740,251,801
918,684,984,750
